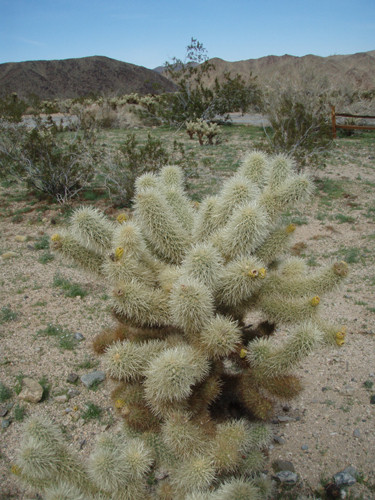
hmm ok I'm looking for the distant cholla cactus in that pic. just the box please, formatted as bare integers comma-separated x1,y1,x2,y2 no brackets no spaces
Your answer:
186,119,220,145
16,151,349,499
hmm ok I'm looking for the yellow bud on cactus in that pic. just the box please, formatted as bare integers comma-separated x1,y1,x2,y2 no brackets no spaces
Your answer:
336,338,345,346
114,247,124,260
11,464,21,476
310,296,320,307
117,213,127,224
248,269,258,278
115,398,126,409
73,406,79,411
240,348,247,358
286,224,296,233
336,331,345,340
258,267,267,279
51,233,61,242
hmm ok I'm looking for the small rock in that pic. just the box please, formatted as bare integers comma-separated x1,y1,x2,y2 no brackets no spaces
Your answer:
370,395,375,404
274,471,298,484
273,435,285,444
55,394,69,403
333,469,357,487
0,405,9,417
26,244,35,250
80,371,105,388
74,332,85,341
15,235,27,242
64,408,73,414
18,378,43,403
67,388,80,398
79,439,86,449
275,415,296,423
301,444,309,451
1,252,17,260
272,459,295,473
67,373,79,384
353,428,361,438
1,419,11,429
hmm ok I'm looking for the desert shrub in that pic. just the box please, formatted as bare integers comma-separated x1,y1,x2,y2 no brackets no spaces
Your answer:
0,93,27,122
157,38,262,125
0,122,97,202
102,132,196,206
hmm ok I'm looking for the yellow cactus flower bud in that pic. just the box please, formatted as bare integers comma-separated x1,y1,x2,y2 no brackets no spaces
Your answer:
286,223,296,233
258,267,267,279
116,213,127,224
51,233,61,242
115,399,126,409
240,348,247,358
73,405,79,412
336,331,345,340
11,464,21,476
336,338,345,347
310,296,320,307
114,247,124,260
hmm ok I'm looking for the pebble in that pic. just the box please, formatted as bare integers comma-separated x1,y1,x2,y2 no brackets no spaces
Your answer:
67,373,79,384
333,467,357,487
1,252,18,259
272,459,295,472
67,388,80,398
80,371,106,388
0,405,9,417
301,444,309,451
353,428,361,438
1,419,11,429
18,377,44,403
74,332,85,341
274,471,298,484
55,394,69,403
273,435,286,445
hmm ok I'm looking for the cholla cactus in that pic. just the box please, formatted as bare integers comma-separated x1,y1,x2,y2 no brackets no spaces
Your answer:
16,151,349,499
186,119,220,145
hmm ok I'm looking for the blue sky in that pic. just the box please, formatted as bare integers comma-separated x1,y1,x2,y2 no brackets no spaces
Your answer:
1,0,374,68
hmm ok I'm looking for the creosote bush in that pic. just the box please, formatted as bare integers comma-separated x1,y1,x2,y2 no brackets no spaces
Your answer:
16,150,349,499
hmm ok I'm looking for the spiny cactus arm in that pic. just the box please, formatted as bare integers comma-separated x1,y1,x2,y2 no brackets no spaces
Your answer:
196,315,242,360
180,242,224,292
161,410,209,459
134,172,159,192
314,318,347,346
215,257,266,308
162,187,196,232
237,150,270,188
43,482,93,500
112,279,171,327
255,373,303,400
259,174,314,222
215,202,270,260
254,223,296,264
143,345,210,406
211,478,262,500
256,292,321,324
169,277,215,336
170,454,216,497
159,164,185,190
192,195,222,242
246,320,323,376
102,250,159,288
237,378,274,420
213,175,260,225
260,260,349,298
266,153,295,189
133,188,190,264
121,438,154,481
51,232,105,276
69,206,114,254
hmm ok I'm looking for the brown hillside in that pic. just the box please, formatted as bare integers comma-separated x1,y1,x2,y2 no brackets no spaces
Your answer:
0,56,176,99
164,51,375,92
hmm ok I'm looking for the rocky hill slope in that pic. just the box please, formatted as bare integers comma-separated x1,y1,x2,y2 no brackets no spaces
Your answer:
0,55,176,99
